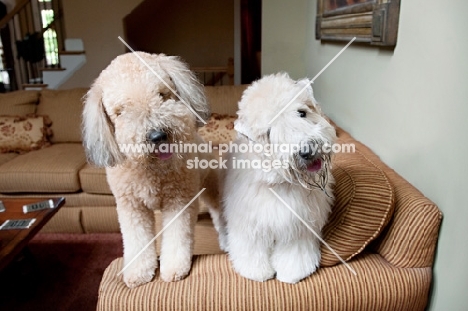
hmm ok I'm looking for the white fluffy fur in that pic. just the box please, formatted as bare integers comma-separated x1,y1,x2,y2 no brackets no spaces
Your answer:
222,73,336,283
82,52,222,288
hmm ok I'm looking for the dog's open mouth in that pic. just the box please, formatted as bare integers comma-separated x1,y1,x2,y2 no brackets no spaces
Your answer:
307,158,322,172
155,151,173,160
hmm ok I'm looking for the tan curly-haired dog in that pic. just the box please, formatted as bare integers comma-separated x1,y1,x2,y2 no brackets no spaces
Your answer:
82,52,223,288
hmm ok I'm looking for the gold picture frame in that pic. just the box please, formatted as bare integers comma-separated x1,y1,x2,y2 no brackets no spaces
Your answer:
316,0,401,47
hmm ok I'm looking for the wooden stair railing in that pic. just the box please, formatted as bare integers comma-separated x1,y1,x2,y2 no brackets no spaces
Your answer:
192,57,234,86
0,0,65,92
0,0,30,30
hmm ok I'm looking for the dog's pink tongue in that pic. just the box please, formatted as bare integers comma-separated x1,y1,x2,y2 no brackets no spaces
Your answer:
307,159,322,172
158,152,173,160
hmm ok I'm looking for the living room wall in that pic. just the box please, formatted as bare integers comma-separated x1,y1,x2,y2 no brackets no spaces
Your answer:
262,1,468,310
58,0,234,89
59,0,142,89
124,0,234,68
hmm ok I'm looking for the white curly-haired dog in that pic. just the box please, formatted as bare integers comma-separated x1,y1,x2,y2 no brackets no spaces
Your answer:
82,52,223,288
222,72,336,284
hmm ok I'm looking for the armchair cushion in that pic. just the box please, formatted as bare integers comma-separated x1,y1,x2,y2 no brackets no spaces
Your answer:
98,254,431,311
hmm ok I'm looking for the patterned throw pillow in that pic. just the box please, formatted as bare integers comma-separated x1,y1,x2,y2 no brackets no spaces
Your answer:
198,113,237,146
0,115,53,153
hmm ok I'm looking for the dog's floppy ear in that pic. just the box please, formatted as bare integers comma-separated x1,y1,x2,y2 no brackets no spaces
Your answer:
164,57,211,127
82,84,124,167
234,115,254,141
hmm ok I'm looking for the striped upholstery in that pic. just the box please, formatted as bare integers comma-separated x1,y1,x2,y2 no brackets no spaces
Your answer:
373,190,441,268
96,123,441,311
321,148,394,266
348,137,443,268
36,88,88,143
98,253,431,311
333,126,443,268
0,143,86,193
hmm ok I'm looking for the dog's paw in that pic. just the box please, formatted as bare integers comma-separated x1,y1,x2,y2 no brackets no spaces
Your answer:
243,268,276,282
218,234,228,252
273,242,320,284
238,267,276,282
231,259,275,282
121,255,158,288
160,258,192,282
123,265,156,288
275,265,317,284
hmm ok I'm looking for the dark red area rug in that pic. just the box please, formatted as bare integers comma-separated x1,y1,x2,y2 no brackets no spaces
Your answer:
0,233,123,311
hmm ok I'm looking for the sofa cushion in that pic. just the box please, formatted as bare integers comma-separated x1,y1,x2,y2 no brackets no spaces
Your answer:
0,152,18,165
198,113,237,146
79,163,112,195
98,254,432,311
204,85,247,115
0,115,53,153
36,88,88,143
41,207,84,233
0,90,39,116
81,206,119,233
320,145,395,267
0,143,87,193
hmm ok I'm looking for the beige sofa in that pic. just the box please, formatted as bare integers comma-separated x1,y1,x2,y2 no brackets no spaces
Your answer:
0,86,246,235
0,88,116,233
0,86,442,310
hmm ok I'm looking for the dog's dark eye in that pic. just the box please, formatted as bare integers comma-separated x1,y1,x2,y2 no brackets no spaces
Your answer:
298,110,307,118
159,91,172,100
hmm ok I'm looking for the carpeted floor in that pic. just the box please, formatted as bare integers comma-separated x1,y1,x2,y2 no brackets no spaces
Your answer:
0,233,123,311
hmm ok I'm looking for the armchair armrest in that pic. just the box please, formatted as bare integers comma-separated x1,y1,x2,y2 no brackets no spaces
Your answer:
370,166,442,268
347,138,443,268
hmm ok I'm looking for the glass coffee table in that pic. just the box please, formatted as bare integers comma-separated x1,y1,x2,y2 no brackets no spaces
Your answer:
0,197,65,271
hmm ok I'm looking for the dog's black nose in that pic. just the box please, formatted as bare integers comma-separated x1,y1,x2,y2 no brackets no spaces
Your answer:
147,130,167,144
299,146,314,160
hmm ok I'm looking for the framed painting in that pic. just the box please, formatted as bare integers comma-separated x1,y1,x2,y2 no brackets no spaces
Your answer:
316,0,401,47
